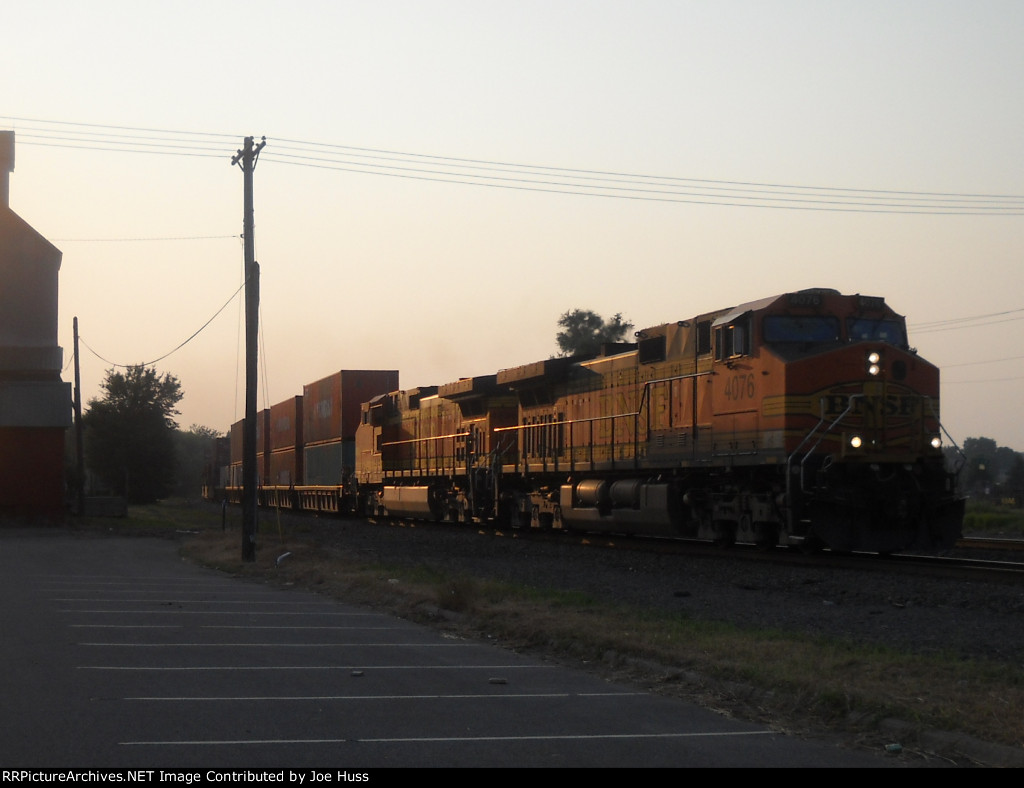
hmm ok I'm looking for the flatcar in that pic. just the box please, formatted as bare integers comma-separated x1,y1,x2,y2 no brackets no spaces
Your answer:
227,289,964,553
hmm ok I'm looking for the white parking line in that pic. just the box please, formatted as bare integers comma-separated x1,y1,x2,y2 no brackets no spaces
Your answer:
71,624,181,628
38,578,227,585
80,664,550,671
203,625,407,630
59,609,379,615
124,691,642,701
71,624,403,630
121,731,776,746
54,598,344,604
79,642,475,647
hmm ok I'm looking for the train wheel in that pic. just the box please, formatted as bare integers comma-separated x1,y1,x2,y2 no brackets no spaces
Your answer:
754,522,779,550
499,498,527,529
712,520,736,548
798,535,825,554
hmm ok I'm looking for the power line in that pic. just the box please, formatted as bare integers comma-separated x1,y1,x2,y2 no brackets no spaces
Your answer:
943,354,1024,369
910,307,1024,334
8,116,1022,381
51,235,238,242
78,281,246,369
265,139,1024,211
263,153,1022,214
259,146,1024,214
0,114,239,139
912,306,1024,328
942,375,1024,384
910,309,1024,382
273,137,1018,200
4,115,1023,215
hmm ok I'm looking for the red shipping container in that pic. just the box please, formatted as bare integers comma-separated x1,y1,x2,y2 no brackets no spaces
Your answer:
229,419,243,466
229,411,271,484
270,396,303,452
257,408,270,483
303,370,398,445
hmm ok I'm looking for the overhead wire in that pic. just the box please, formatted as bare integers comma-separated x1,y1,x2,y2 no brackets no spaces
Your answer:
50,235,238,243
910,307,1024,384
4,115,1023,215
5,115,1021,387
260,151,1024,214
78,281,246,369
910,307,1024,336
943,354,1024,369
263,141,1024,214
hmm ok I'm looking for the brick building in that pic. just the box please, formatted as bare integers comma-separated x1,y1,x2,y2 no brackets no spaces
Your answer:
0,131,72,519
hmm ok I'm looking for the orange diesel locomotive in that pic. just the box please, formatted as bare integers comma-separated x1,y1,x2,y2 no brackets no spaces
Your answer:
351,289,962,553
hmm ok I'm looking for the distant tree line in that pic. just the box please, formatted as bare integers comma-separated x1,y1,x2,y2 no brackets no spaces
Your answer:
946,437,1024,506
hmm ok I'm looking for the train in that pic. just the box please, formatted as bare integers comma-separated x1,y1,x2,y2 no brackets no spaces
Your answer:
217,289,964,553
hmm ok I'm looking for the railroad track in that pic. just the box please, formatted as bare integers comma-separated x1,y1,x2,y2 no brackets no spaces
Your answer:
957,535,1024,551
253,503,1024,585
503,524,1024,584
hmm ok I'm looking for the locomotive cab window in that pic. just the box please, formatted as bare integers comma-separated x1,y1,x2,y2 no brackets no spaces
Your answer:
763,315,840,344
846,318,908,347
714,315,750,360
697,320,712,355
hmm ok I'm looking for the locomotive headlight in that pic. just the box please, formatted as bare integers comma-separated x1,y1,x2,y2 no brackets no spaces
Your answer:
850,435,863,449
867,351,881,376
868,352,881,364
930,436,942,449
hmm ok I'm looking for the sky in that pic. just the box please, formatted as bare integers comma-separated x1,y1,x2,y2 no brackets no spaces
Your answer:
3,1,1023,450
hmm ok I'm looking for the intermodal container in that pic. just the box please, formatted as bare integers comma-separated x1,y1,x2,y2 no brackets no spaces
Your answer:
229,410,271,485
270,396,303,452
269,396,304,485
303,370,399,445
303,439,356,485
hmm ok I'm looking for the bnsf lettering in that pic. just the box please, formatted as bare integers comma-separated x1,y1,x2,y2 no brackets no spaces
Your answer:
823,394,918,417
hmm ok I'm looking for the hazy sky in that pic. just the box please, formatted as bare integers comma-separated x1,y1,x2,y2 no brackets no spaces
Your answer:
4,1,1023,449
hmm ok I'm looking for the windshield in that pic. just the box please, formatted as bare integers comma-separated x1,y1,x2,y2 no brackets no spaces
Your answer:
846,318,907,346
763,315,840,344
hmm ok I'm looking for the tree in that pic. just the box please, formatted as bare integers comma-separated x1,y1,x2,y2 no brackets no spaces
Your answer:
173,424,224,500
1005,454,1024,508
555,309,634,358
84,365,183,503
960,436,998,495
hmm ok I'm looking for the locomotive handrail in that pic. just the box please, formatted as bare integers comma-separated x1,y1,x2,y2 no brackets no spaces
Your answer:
924,395,966,475
381,430,472,479
492,370,711,434
493,411,625,432
381,430,470,446
800,394,863,467
783,394,863,535
493,370,711,472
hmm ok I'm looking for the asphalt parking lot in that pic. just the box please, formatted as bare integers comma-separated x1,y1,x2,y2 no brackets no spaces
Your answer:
0,529,897,768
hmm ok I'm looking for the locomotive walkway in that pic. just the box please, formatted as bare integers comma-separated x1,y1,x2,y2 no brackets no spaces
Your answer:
1,528,904,768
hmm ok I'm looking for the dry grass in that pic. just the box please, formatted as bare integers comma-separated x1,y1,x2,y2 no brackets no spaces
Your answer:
88,501,1024,761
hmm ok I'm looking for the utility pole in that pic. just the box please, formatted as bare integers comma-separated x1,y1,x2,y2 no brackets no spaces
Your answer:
73,316,84,516
232,136,265,562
